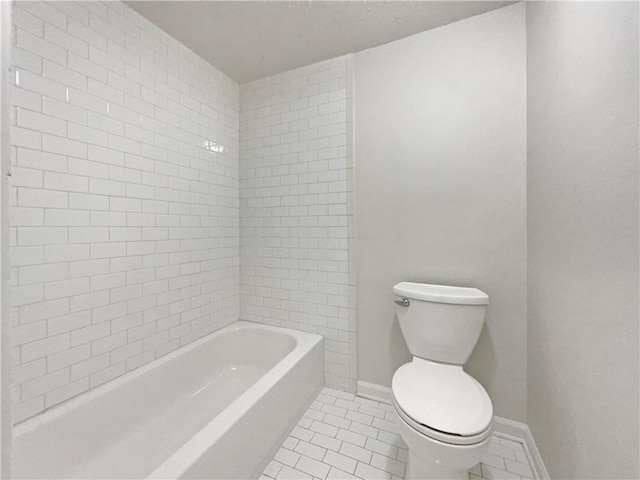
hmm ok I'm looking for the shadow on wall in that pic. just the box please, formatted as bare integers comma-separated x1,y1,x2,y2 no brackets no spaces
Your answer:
389,312,410,369
389,280,497,384
466,317,496,393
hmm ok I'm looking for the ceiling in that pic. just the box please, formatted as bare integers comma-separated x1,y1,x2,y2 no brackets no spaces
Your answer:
126,1,514,84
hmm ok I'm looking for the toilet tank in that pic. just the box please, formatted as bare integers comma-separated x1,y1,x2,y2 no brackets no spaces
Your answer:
393,282,489,365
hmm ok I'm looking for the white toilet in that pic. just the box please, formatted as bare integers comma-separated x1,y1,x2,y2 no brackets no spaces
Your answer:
391,282,493,480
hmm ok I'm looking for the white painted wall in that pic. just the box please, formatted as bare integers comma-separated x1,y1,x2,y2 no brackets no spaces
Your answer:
9,1,240,423
354,4,527,422
239,57,357,392
526,2,639,478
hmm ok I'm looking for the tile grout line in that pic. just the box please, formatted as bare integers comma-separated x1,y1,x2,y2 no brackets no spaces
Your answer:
263,387,535,480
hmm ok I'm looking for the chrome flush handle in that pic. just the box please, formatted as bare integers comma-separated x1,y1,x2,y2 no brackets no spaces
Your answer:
394,298,410,307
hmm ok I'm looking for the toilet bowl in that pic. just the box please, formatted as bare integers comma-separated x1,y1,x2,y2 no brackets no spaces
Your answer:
391,282,493,480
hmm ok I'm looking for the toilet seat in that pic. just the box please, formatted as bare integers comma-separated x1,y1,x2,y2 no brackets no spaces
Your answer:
393,396,492,446
391,358,493,445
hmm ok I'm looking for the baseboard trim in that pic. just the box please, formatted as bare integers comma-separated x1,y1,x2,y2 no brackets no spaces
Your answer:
356,380,549,480
357,380,393,404
492,417,549,480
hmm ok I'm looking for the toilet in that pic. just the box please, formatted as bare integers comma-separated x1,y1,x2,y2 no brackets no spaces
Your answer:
391,282,493,480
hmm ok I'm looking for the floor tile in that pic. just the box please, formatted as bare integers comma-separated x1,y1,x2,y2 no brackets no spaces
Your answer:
284,436,300,450
324,450,358,474
339,442,373,464
296,455,331,479
311,432,342,452
275,448,301,468
292,426,315,442
355,462,392,480
311,421,339,438
365,437,397,459
263,387,536,480
264,460,284,478
349,421,379,439
336,428,367,447
278,465,313,480
505,459,534,477
325,413,351,430
295,440,328,461
327,466,359,480
370,453,406,477
481,464,521,480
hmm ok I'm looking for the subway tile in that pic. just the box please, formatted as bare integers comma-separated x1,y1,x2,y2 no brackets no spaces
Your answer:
12,358,46,385
45,278,90,300
275,448,301,468
322,451,356,475
13,47,43,76
19,262,69,285
10,207,43,227
45,377,89,408
47,344,91,372
504,459,533,477
311,433,342,452
67,17,108,50
12,322,47,346
295,455,330,479
11,86,42,111
364,438,398,460
338,441,372,465
17,109,66,137
370,454,405,477
10,0,239,423
294,441,327,462
10,284,44,308
67,123,109,151
336,429,366,448
481,464,521,480
90,362,125,388
16,28,66,65
67,53,107,83
22,368,69,401
70,353,110,380
276,466,312,480
239,60,354,392
71,323,111,349
354,462,391,480
265,388,537,480
12,7,44,37
21,333,70,363
43,135,88,159
51,2,89,27
48,311,92,336
45,23,88,57
264,461,283,479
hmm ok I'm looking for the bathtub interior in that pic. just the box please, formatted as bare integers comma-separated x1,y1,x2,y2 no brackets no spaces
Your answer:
12,325,300,479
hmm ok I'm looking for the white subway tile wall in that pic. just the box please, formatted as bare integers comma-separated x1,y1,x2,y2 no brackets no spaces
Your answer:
239,57,357,392
10,1,240,423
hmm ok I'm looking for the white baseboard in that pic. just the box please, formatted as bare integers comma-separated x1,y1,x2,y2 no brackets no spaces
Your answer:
357,380,393,404
492,417,549,480
356,380,549,480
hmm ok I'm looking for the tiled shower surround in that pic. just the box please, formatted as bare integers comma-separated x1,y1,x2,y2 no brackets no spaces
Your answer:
239,58,357,392
9,1,358,423
9,1,240,422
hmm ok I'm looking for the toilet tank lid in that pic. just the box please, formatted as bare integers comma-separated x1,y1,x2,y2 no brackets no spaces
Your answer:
393,282,489,305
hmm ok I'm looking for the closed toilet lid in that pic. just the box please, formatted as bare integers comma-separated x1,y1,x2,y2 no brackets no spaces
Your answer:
392,358,493,437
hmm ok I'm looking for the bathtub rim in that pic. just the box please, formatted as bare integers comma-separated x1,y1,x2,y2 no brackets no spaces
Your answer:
12,320,320,440
148,323,323,479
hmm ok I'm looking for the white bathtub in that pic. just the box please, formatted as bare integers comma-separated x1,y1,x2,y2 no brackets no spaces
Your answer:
12,321,324,479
